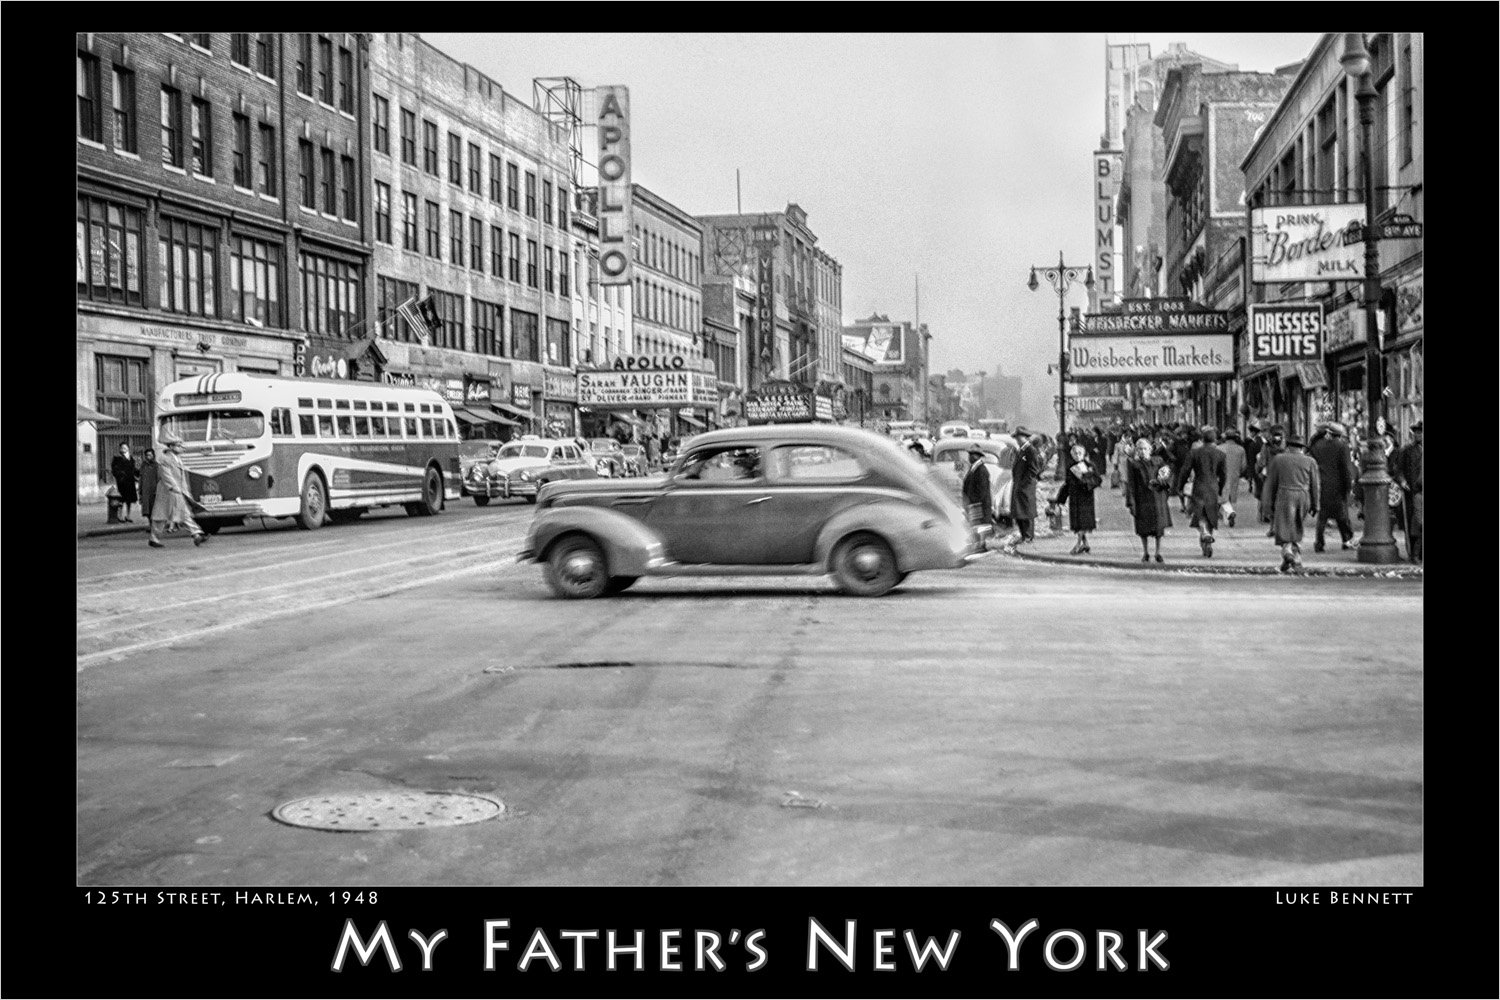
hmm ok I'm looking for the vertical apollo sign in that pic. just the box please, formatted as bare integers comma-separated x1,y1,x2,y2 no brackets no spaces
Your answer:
596,86,631,286
1094,149,1122,301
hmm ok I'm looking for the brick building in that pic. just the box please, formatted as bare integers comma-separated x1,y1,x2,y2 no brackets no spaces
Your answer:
366,32,579,438
700,271,754,426
841,314,931,428
77,32,370,501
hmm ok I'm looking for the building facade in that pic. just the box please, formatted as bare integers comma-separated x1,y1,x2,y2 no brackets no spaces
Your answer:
697,203,843,401
367,32,578,438
1241,32,1423,442
841,314,931,428
701,271,754,426
77,31,371,500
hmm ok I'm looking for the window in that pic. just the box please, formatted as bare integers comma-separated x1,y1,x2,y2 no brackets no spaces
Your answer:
545,317,570,366
373,95,390,154
374,182,392,243
158,218,218,317
470,217,483,272
558,185,569,229
298,413,316,436
298,140,315,208
678,445,762,483
560,251,570,298
231,33,251,67
376,275,420,340
338,46,354,113
299,251,362,336
544,247,555,293
423,119,439,174
525,171,537,217
506,162,519,209
190,98,212,175
77,195,145,306
320,147,336,214
508,232,520,282
526,239,538,287
160,86,184,167
232,113,251,186
296,34,313,95
474,298,502,356
425,201,441,258
404,417,418,437
1399,38,1414,167
512,309,539,362
402,192,418,251
1316,97,1338,196
431,290,465,350
256,33,275,76
490,225,503,277
448,132,462,185
450,209,464,265
543,179,553,224
317,36,334,104
229,235,282,327
489,153,502,201
256,123,277,196
340,155,356,220
269,408,293,436
468,143,482,194
319,414,336,437
400,108,417,165
112,66,136,152
190,33,211,50
337,414,354,437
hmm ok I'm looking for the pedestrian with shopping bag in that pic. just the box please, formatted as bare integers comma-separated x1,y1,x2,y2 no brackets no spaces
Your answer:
1263,432,1320,573
1051,443,1101,555
149,434,208,548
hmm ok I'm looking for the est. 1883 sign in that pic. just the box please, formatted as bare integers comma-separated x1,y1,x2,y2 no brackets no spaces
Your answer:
1248,303,1324,364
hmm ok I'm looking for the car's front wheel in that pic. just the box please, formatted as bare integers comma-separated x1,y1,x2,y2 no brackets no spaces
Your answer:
543,535,610,599
831,532,899,597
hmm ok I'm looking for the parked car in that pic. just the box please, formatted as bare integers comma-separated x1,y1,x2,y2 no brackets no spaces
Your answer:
929,435,1018,525
465,438,598,505
587,437,629,478
619,443,647,477
516,424,985,598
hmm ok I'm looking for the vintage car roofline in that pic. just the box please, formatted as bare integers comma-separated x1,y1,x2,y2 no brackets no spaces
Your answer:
683,424,893,449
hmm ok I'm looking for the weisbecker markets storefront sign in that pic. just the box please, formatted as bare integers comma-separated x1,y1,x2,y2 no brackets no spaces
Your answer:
1073,298,1233,381
577,369,717,408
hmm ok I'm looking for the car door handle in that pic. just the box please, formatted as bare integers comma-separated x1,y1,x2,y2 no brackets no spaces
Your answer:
745,496,772,505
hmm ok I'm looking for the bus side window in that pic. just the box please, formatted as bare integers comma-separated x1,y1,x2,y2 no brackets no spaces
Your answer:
404,417,418,437
270,408,294,437
299,414,317,437
420,418,434,438
317,414,335,437
369,416,387,436
336,415,354,437
354,416,371,437
446,419,457,440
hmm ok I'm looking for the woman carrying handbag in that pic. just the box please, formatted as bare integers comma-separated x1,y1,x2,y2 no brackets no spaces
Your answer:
1052,444,1103,555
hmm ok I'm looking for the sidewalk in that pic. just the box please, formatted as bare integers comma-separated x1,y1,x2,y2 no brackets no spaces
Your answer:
1000,481,1423,578
77,499,150,539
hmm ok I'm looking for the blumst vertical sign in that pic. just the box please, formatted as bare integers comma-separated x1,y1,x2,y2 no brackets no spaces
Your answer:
596,86,632,286
1093,149,1122,301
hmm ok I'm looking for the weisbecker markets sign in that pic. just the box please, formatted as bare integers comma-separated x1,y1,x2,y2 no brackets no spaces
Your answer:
1072,298,1232,381
577,369,716,408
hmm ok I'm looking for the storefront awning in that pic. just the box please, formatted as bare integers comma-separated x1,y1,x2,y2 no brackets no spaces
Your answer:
77,403,120,424
609,411,644,427
454,408,488,426
678,412,705,429
492,402,534,421
467,407,521,427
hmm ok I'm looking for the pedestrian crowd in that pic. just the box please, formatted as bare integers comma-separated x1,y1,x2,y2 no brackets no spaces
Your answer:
953,419,1421,571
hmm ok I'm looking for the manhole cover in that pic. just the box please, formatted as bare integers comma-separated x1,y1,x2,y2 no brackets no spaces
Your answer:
272,791,504,832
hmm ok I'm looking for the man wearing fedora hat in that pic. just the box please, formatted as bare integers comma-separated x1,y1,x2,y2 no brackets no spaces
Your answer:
1309,421,1357,552
961,444,994,542
1263,431,1320,572
1008,426,1044,545
149,433,208,548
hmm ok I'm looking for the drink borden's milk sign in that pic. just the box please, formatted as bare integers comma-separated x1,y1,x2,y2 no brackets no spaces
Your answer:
596,86,631,285
1249,204,1365,283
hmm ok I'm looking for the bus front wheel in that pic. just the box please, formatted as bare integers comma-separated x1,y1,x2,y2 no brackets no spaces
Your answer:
296,472,327,530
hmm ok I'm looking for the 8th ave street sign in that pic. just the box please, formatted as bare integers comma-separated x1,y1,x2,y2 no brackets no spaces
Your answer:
1344,214,1424,244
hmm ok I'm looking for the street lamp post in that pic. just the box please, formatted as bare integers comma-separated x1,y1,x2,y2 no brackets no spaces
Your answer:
1341,32,1399,564
1028,252,1094,447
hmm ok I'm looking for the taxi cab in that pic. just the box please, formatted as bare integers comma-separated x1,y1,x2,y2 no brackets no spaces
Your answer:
465,438,597,505
517,424,984,598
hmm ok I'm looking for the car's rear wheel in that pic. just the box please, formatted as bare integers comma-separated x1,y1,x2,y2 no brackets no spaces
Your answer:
543,535,610,599
604,575,638,595
831,532,899,597
473,494,491,507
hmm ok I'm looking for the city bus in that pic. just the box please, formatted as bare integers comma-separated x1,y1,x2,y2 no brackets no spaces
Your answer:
152,372,463,532
977,418,1009,436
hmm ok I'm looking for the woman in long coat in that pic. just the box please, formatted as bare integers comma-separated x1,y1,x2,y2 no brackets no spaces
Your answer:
1052,444,1102,555
1264,434,1320,572
1125,437,1173,563
110,444,139,521
137,449,159,521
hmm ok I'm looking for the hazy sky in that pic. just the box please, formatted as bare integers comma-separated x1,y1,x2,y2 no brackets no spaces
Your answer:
426,32,1322,422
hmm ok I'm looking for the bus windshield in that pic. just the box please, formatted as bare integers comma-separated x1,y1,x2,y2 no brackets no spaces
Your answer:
160,408,267,443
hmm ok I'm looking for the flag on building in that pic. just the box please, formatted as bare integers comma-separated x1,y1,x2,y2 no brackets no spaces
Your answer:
397,295,440,346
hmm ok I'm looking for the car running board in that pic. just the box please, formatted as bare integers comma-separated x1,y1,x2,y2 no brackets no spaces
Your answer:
648,561,825,577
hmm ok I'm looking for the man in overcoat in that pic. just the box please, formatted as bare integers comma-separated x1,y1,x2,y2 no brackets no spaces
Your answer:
1219,430,1248,527
150,434,207,548
1309,421,1357,551
1263,433,1320,572
961,445,994,541
1009,427,1044,543
1176,427,1228,556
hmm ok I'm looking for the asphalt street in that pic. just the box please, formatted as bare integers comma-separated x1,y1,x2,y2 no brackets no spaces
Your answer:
76,500,1423,887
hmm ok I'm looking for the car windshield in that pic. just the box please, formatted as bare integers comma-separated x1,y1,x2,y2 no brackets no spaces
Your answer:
590,441,618,452
498,444,550,459
159,409,266,443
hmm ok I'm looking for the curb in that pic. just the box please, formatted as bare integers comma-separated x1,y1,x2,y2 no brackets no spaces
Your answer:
78,523,150,539
1007,548,1423,579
